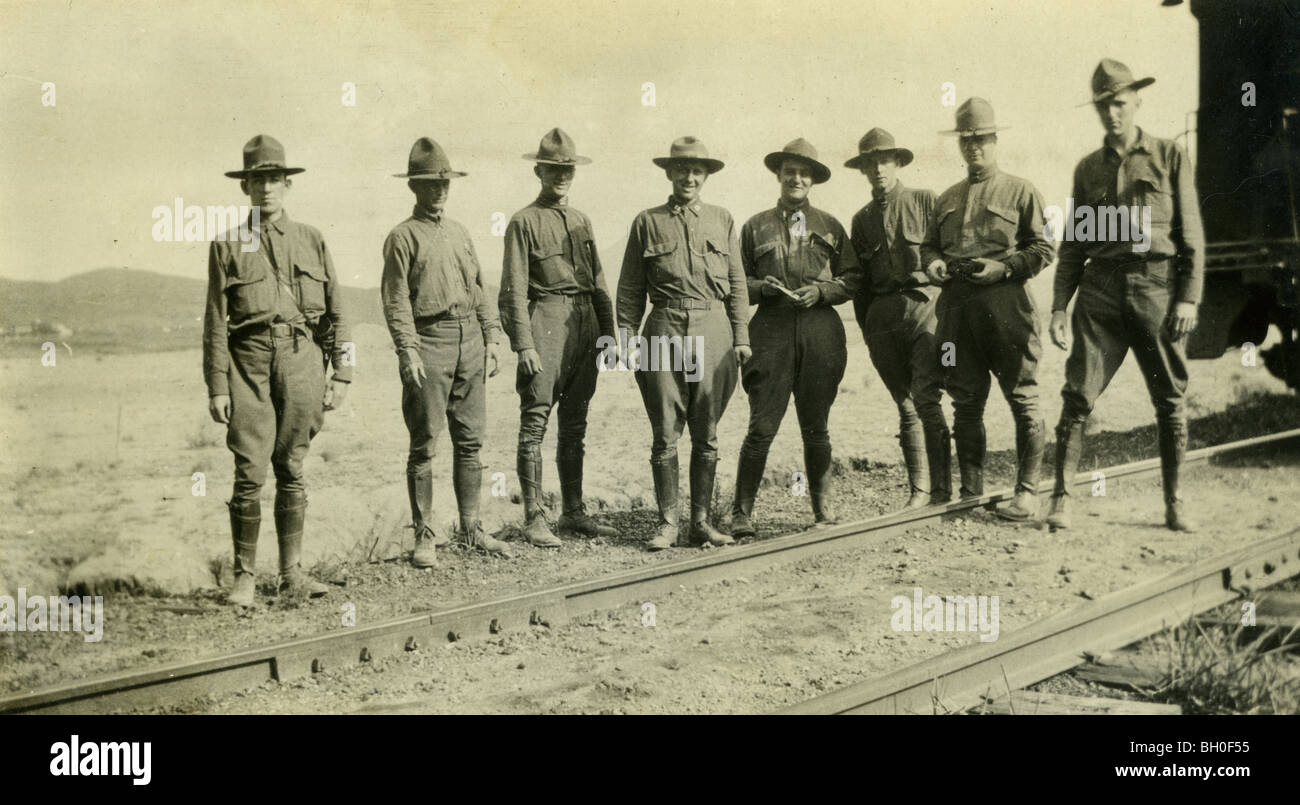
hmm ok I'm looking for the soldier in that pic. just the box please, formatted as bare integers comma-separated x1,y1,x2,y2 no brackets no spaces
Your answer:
920,99,1056,521
730,139,862,536
381,137,510,567
1047,60,1204,532
499,128,618,547
617,137,751,550
203,135,350,607
847,128,952,511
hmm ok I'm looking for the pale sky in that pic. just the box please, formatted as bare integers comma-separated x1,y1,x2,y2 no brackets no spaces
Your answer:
0,0,1200,287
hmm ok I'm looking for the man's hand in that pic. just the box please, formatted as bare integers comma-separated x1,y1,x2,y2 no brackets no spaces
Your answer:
517,347,542,376
792,285,821,309
925,259,949,284
485,342,502,378
1049,310,1069,350
1166,301,1198,339
968,258,1010,285
323,379,350,411
399,347,426,388
734,344,752,365
761,275,790,297
209,394,231,424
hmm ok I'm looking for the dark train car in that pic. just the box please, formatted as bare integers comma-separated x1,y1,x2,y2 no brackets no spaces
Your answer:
1168,0,1300,387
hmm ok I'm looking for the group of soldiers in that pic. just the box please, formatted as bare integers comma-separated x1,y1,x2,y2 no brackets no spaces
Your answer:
204,58,1203,607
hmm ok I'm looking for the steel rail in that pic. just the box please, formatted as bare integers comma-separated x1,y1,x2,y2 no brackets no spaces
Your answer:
778,524,1300,714
4,428,1298,714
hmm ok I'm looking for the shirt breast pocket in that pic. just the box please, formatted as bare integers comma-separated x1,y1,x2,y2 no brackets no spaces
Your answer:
294,258,328,316
808,231,836,277
643,239,680,286
936,205,961,251
702,237,733,294
410,253,455,314
224,258,273,320
1132,165,1174,225
980,202,1020,250
529,232,571,287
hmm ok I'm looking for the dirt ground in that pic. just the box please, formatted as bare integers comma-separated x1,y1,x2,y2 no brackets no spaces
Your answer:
151,446,1300,714
0,304,1297,703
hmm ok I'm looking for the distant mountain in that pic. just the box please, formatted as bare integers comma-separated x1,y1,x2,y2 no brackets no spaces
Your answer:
0,268,386,353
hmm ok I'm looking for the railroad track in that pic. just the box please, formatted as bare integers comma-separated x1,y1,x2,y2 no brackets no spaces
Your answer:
4,428,1298,715
779,523,1300,714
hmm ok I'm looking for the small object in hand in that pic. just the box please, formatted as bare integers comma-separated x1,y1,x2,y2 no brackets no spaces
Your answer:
948,258,984,281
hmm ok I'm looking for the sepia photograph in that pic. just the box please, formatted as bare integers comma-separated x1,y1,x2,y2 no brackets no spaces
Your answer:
1,0,1297,776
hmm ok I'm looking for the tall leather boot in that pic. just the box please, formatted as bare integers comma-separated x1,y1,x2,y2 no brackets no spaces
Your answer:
648,457,680,551
689,452,732,546
227,500,259,607
805,437,837,526
518,449,560,548
455,456,511,555
555,444,615,538
899,426,929,510
730,447,767,539
1047,420,1084,530
923,425,953,505
275,494,329,599
406,471,440,569
998,418,1044,522
1159,419,1196,532
954,421,986,499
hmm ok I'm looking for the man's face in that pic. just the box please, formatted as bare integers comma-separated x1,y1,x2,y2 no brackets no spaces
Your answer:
779,160,814,205
667,163,709,202
241,173,290,217
536,163,575,199
959,134,997,171
1095,89,1140,139
410,179,451,210
859,154,899,192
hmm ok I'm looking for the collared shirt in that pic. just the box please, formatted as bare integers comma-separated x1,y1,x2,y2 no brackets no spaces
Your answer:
498,194,616,352
380,206,502,353
920,165,1056,282
616,196,749,346
741,200,861,306
850,181,938,297
1053,127,1205,309
203,211,352,397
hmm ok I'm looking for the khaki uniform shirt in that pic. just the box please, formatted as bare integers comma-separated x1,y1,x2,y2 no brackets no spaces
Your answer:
1053,127,1205,309
380,206,502,353
921,166,1056,281
741,201,861,305
616,197,749,346
203,212,352,396
498,195,616,352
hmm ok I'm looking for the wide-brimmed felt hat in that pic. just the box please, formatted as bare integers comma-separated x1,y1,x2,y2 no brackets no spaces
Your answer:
652,136,725,173
1083,58,1155,106
224,135,306,178
393,137,468,179
940,98,1010,137
524,127,592,166
764,138,831,183
844,128,914,169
